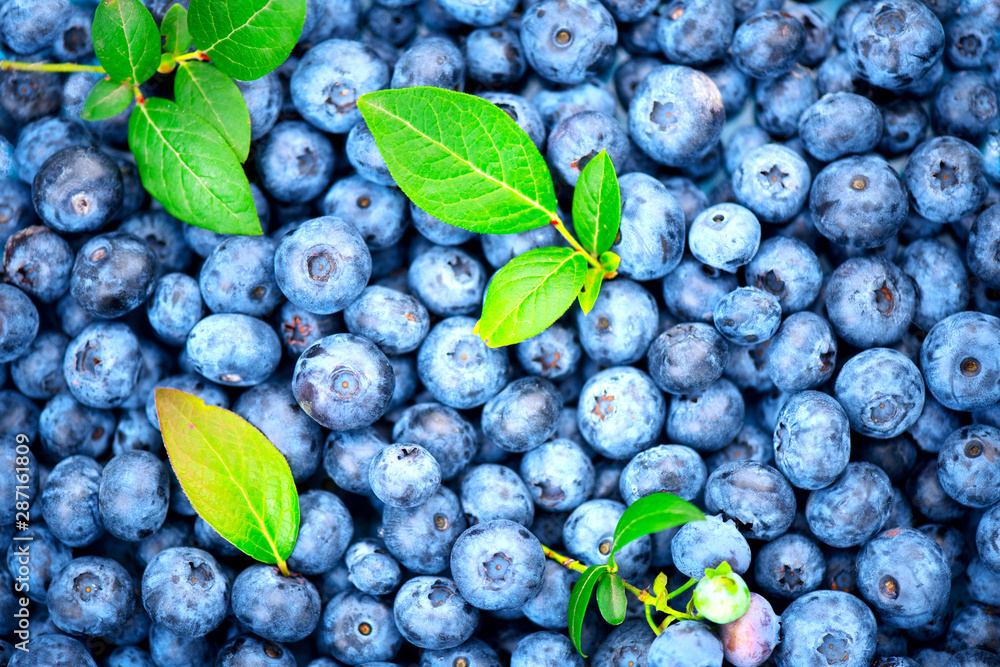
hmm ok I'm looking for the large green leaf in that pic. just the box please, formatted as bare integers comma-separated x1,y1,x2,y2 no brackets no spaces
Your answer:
155,388,299,566
128,97,260,235
80,78,132,121
475,247,587,347
160,3,192,56
572,150,620,257
568,564,607,657
188,0,306,81
92,0,161,85
175,61,251,161
358,87,559,234
596,574,627,625
612,493,704,560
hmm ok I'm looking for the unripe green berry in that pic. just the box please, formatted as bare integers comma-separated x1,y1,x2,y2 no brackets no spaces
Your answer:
693,562,751,624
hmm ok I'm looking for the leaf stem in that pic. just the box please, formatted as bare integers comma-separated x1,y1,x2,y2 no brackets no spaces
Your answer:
1,60,106,74
276,557,291,577
645,603,660,635
667,577,698,600
541,544,589,574
550,217,603,271
174,51,209,63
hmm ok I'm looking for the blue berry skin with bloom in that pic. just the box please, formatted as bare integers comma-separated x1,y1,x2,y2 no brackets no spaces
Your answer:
323,426,387,495
438,0,516,27
147,273,203,347
346,122,394,187
70,232,157,319
2,225,73,303
880,99,930,157
119,211,191,277
383,485,467,575
147,623,214,667
564,499,650,581
39,454,104,548
391,35,466,90
810,154,909,248
857,528,951,629
515,324,581,381
232,564,321,643
713,287,781,345
937,425,1000,508
368,444,441,509
612,173,686,280
392,403,477,481
275,216,372,316
774,590,877,667
32,146,122,233
575,277,658,366
629,65,725,167
465,26,526,87
754,66,817,139
480,91,547,151
766,312,837,392
11,330,67,399
98,450,169,541
146,374,228,432
63,322,142,409
7,634,98,667
733,144,810,224
6,525,70,603
667,378,745,452
656,0,734,66
13,117,93,186
287,490,353,575
754,533,826,600
450,519,545,611
520,0,617,85
461,464,534,527
321,589,402,663
520,439,595,512
420,638,501,667
293,333,394,430
408,245,485,317
648,322,729,395
799,93,884,162
921,312,1000,411
648,621,724,667
199,236,281,317
547,111,629,187
291,39,389,134
46,555,134,637
216,635,296,667
726,127,770,176
345,538,402,595
576,366,666,459
367,5,416,45
591,622,655,666
732,10,806,80
931,71,999,144
233,382,323,481
521,559,575,630
687,203,760,272
672,514,752,578
836,348,925,439
620,444,706,504
512,632,583,667
321,175,409,251
393,576,478,650
826,257,916,348
106,646,156,667
900,239,969,331
482,377,560,454
256,121,336,203
968,204,1000,288
774,391,851,491
410,201,477,246
977,503,1000,574
705,461,796,541
847,0,944,90
417,317,508,410
235,73,281,142
945,14,996,69
906,136,988,224
40,390,115,461
0,0,69,54
807,462,893,548
186,314,281,387
481,225,562,271
141,547,229,638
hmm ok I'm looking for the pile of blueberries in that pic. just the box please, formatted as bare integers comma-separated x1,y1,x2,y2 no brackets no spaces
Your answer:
0,0,1000,665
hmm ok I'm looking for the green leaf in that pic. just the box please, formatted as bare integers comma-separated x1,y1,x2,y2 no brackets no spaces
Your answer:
161,3,191,55
128,98,260,235
578,266,604,316
155,388,299,566
93,0,161,85
175,61,251,161
358,87,558,234
653,572,668,599
596,574,628,626
475,247,587,347
568,564,607,657
188,0,307,81
612,493,705,560
80,78,132,121
571,150,620,257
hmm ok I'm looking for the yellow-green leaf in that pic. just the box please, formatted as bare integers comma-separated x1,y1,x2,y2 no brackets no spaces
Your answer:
93,0,161,85
653,572,668,598
612,493,704,560
175,61,251,161
161,3,191,55
80,78,132,121
596,574,627,625
572,150,620,257
568,564,607,657
155,388,299,566
578,266,604,316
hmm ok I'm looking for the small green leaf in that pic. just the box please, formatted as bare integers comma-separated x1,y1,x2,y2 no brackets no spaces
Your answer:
80,78,132,121
175,61,251,161
705,561,733,579
568,564,607,657
93,0,161,85
578,266,604,316
128,97,260,235
161,3,191,55
653,572,668,599
600,251,621,273
475,247,587,347
155,388,299,566
612,493,705,560
596,574,628,626
359,87,559,234
572,150,620,257
188,0,307,81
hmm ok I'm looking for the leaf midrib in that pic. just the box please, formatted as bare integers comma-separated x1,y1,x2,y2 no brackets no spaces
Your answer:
483,253,579,338
178,63,246,159
198,0,279,54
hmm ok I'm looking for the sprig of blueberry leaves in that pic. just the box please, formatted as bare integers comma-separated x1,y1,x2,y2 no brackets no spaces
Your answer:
156,388,751,655
358,87,624,348
1,0,306,237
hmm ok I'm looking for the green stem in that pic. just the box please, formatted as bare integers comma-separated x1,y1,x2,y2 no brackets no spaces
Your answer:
645,603,660,635
667,577,698,600
1,60,106,74
550,217,603,271
174,50,209,63
275,556,291,577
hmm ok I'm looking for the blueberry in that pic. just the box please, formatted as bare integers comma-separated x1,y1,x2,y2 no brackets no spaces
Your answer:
10,330,67,399
713,287,782,345
63,322,142,409
520,0,617,85
879,98,930,157
732,144,811,224
345,537,401,595
0,180,35,248
847,0,944,90
187,313,282,387
7,634,98,667
450,518,545,611
421,638,501,667
234,381,323,480
366,4,416,44
106,646,156,667
688,203,760,271
383,484,466,574
319,590,402,664
277,302,339,360
774,390,851,490
836,348,925,438
807,462,893,547
767,311,838,392
936,425,1000,508
392,402,477,481
753,532,826,601
564,499,650,580
648,620,724,667
0,0,69,54
576,366,665,459
232,564,321,643
199,236,281,317
391,35,465,90
481,377,561,454
321,175,409,252
147,273,204,346
141,546,229,638
40,390,115,461
461,463,534,527
408,245,485,317
921,311,1000,411
291,39,389,133
774,590,877,667
417,317,508,410
519,439,595,512
908,458,966,523
99,450,169,541
410,200,477,246
648,322,729,395
322,426,388,494
667,378,745,452
215,635,296,667
905,136,988,224
2,225,73,303
0,284,38,363
717,593,780,667
547,111,629,187
145,373,229,431
235,73,282,142
591,621,655,666
704,461,796,541
0,70,61,126
656,0,734,66
39,454,104,548
6,524,69,603
464,26,526,87
968,204,1000,288
46,555,134,636
900,238,969,331
619,444,705,505
515,324,582,380
284,490,353,576
662,256,739,322
346,121,394,187
148,623,214,667
70,232,157,319
930,71,999,144
32,146,123,234
671,513,751,579
393,576,478,650
512,631,583,667
732,10,806,79
368,443,441,509
437,0,517,26
256,121,336,202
